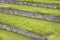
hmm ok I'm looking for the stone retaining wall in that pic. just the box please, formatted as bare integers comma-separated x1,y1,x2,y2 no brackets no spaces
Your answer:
0,0,60,9
17,1,60,9
0,8,60,22
0,24,47,40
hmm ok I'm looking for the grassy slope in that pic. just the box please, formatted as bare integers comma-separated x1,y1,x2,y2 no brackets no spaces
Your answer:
0,3,60,16
0,29,38,40
0,0,60,40
0,13,60,40
0,13,60,37
17,0,60,4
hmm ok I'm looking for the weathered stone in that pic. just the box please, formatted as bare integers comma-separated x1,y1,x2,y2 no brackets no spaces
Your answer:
0,0,60,9
0,8,60,22
0,24,47,40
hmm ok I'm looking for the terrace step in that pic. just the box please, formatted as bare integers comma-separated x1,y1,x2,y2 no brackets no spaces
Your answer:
0,8,60,22
0,0,60,9
0,23,47,40
17,1,60,9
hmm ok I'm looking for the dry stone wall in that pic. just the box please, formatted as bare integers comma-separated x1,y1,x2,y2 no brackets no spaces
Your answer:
0,0,60,40
0,8,60,22
0,24,47,40
0,0,60,9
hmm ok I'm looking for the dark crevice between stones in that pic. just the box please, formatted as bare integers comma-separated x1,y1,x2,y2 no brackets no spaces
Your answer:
0,23,47,40
0,8,60,22
0,0,60,9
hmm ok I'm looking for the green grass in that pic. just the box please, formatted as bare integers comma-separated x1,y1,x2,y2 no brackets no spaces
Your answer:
17,0,60,4
0,1,60,40
0,29,38,40
0,3,60,16
0,12,60,36
0,12,60,40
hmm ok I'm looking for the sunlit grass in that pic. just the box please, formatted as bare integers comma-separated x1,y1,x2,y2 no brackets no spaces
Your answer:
0,3,60,16
0,12,60,40
0,13,60,36
0,29,38,40
0,0,60,40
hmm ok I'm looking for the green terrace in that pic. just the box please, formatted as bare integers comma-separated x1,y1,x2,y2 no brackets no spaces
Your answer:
17,0,60,4
0,29,38,40
0,13,60,40
0,0,60,40
0,12,60,35
0,3,60,16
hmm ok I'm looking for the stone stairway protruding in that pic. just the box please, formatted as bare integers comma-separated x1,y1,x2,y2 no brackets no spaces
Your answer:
0,23,47,40
0,8,60,22
0,0,60,9
0,0,60,40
